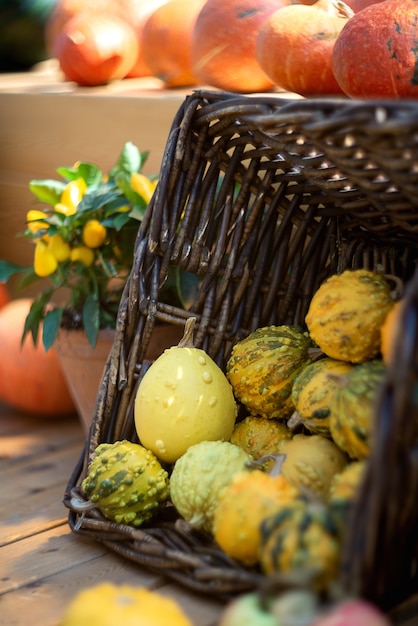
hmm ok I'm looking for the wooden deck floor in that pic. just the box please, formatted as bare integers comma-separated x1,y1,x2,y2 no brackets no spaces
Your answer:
0,401,224,626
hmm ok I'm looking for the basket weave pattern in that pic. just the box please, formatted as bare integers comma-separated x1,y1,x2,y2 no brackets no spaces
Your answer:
65,91,418,611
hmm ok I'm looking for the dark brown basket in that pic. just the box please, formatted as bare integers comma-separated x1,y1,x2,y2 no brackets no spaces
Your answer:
64,91,418,616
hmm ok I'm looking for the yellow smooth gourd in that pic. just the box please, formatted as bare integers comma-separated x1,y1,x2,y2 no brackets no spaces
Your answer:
134,318,237,463
61,582,192,626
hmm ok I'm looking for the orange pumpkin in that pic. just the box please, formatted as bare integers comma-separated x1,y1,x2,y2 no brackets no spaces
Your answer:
332,0,418,98
256,0,351,96
55,12,138,86
0,299,75,417
140,0,207,87
190,0,293,93
0,283,10,309
45,0,139,55
343,0,385,11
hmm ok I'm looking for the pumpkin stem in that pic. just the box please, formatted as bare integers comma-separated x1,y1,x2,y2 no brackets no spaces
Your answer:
177,316,197,348
315,0,354,18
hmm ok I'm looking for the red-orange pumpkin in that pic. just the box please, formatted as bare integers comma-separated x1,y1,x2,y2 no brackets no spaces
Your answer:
333,0,418,99
55,12,138,86
0,299,76,417
255,0,351,96
343,0,385,11
190,0,294,93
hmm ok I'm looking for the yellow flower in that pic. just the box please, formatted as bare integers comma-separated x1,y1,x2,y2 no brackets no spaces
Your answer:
130,173,157,204
56,178,87,216
48,234,71,262
26,209,49,239
70,246,95,267
34,240,58,277
82,220,107,248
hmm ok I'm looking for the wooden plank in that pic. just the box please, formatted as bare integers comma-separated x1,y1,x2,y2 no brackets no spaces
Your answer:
0,480,76,546
0,524,108,595
1,441,83,508
0,410,84,466
0,541,222,626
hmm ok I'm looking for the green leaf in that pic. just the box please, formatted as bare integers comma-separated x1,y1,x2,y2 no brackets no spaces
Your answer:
176,269,200,310
77,186,121,215
110,142,148,178
22,297,48,346
82,294,100,347
42,308,64,351
29,179,66,205
18,268,42,290
57,162,103,187
0,259,25,281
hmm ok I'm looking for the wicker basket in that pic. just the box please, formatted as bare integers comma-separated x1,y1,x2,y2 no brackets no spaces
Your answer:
64,90,418,616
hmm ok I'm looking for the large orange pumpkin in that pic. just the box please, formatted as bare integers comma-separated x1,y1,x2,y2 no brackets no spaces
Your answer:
190,0,293,93
0,299,76,417
333,0,418,99
256,0,351,96
140,0,207,87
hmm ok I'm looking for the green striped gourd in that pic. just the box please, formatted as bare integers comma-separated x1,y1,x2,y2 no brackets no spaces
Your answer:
226,325,314,420
81,440,170,527
329,359,386,460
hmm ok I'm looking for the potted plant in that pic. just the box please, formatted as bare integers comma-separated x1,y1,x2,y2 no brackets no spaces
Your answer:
0,141,195,430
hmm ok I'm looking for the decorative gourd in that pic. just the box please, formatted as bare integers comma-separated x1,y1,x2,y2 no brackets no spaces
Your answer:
219,588,320,626
288,357,354,436
169,440,251,533
259,495,341,591
329,460,366,535
61,582,193,626
277,433,348,501
305,269,395,363
380,299,405,365
80,440,169,527
310,598,392,626
329,360,386,460
135,317,237,464
212,469,299,565
230,415,293,459
332,0,418,99
227,325,315,420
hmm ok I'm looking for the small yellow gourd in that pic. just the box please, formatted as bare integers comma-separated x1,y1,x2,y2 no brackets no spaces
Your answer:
305,269,395,363
380,298,405,365
61,582,192,626
288,357,354,436
329,460,366,536
213,469,300,565
230,415,293,459
134,317,237,464
278,433,348,501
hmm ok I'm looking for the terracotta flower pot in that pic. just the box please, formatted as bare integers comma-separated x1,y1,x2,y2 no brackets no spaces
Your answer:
55,324,182,434
54,327,115,434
